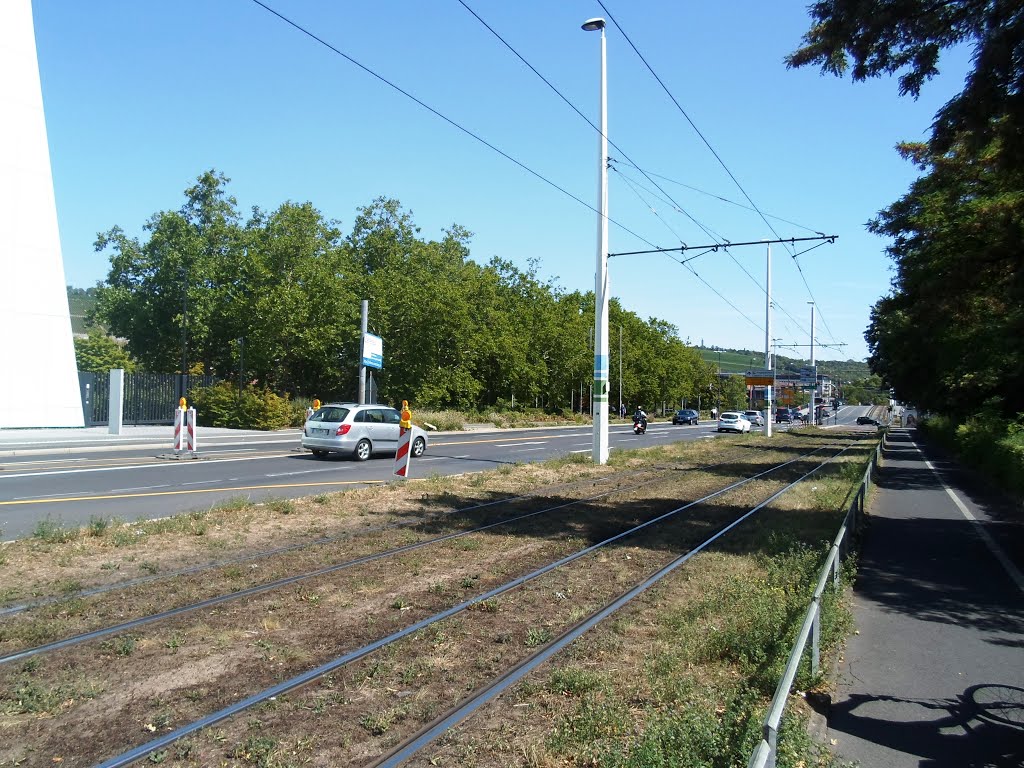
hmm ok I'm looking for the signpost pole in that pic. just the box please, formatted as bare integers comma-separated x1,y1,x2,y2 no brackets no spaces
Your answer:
358,300,368,405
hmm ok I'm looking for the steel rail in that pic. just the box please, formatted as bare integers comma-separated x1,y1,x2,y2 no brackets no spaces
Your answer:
0,467,645,617
370,449,851,767
1,453,753,663
92,446,838,768
0,471,667,666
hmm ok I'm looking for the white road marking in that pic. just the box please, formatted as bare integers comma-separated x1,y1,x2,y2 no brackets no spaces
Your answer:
265,468,343,478
495,441,547,448
0,453,295,480
910,438,1024,594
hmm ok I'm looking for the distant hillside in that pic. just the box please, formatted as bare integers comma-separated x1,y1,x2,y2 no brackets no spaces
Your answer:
696,346,870,383
67,286,102,336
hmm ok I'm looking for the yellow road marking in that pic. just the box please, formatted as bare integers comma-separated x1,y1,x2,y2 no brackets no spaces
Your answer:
0,451,295,473
0,480,384,506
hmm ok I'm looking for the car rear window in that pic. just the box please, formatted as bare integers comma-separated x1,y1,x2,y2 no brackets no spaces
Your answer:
311,407,350,423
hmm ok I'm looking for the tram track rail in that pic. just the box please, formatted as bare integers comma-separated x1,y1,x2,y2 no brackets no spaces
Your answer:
0,453,761,662
1,448,760,616
81,443,853,768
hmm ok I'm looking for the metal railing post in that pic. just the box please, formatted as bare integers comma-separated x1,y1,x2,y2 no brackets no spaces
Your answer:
811,602,821,677
765,723,778,768
833,541,841,587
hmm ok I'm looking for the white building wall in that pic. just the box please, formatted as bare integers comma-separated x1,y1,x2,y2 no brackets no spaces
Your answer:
0,0,84,428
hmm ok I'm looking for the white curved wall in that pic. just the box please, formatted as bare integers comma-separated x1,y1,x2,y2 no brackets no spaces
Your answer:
0,0,84,428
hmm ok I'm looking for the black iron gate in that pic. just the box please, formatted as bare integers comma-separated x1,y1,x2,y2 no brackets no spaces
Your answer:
78,372,219,426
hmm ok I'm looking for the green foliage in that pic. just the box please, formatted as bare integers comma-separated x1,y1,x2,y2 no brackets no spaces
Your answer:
33,519,78,544
91,173,723,414
188,381,300,429
920,410,1024,496
864,135,1024,416
74,331,137,373
788,4,1024,420
788,1,1024,165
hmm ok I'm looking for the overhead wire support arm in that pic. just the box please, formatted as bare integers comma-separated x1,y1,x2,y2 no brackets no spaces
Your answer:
608,234,838,258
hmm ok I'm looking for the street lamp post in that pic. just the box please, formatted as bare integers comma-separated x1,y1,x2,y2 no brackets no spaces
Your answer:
716,350,722,415
583,17,609,464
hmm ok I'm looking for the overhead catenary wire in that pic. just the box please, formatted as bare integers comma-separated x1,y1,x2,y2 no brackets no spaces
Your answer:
253,0,843,352
615,171,764,333
247,0,653,247
448,1,837,350
597,1,843,346
596,1,793,254
455,0,722,245
612,158,828,236
610,166,821,339
455,0,822,346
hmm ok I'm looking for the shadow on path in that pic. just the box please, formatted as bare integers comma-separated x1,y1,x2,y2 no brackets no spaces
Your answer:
829,683,1024,767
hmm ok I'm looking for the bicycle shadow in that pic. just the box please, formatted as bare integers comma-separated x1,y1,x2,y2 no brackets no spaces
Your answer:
827,683,1024,767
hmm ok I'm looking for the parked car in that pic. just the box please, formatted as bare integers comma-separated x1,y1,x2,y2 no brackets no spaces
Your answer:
301,403,428,461
672,408,699,425
775,407,794,423
742,410,765,427
856,415,878,426
717,411,751,433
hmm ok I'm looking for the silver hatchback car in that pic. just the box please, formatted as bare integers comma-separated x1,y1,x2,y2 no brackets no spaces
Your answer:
301,403,428,461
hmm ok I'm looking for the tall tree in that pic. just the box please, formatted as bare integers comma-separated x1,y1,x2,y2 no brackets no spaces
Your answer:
865,136,1024,414
787,1,1024,163
95,170,242,374
790,1,1024,415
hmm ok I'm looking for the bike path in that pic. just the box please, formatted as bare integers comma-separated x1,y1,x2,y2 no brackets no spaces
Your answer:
828,429,1024,767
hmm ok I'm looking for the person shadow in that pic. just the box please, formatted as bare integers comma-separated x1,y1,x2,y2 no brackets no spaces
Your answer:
826,683,1024,767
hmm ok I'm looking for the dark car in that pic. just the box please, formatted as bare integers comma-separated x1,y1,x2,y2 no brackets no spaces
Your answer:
672,409,699,425
856,415,878,426
775,407,793,423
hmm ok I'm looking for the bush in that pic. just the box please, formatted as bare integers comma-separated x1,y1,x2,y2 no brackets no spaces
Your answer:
920,409,1024,497
189,382,302,430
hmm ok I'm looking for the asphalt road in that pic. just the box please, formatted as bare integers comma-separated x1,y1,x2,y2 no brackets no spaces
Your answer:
0,405,872,541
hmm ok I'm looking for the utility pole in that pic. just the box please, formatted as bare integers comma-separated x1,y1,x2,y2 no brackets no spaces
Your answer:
765,243,772,437
358,299,368,405
809,302,816,424
618,324,623,419
237,337,245,401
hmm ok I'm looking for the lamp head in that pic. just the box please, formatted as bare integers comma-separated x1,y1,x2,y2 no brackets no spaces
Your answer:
581,17,606,31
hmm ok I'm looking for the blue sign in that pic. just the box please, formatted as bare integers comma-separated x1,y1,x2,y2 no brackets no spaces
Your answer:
362,333,383,370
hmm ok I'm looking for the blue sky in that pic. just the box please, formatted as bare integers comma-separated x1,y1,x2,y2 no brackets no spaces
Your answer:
33,1,971,362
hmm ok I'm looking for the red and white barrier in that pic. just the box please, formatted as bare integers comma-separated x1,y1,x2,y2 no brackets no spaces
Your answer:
174,406,197,454
393,427,412,479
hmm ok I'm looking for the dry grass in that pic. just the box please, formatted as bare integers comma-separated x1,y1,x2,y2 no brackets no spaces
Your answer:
0,429,875,768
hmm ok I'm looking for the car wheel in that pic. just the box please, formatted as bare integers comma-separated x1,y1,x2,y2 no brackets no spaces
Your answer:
353,439,372,461
411,436,426,458
311,449,328,458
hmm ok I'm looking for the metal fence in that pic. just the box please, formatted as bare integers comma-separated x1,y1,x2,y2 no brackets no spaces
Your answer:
79,372,220,426
747,433,884,768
